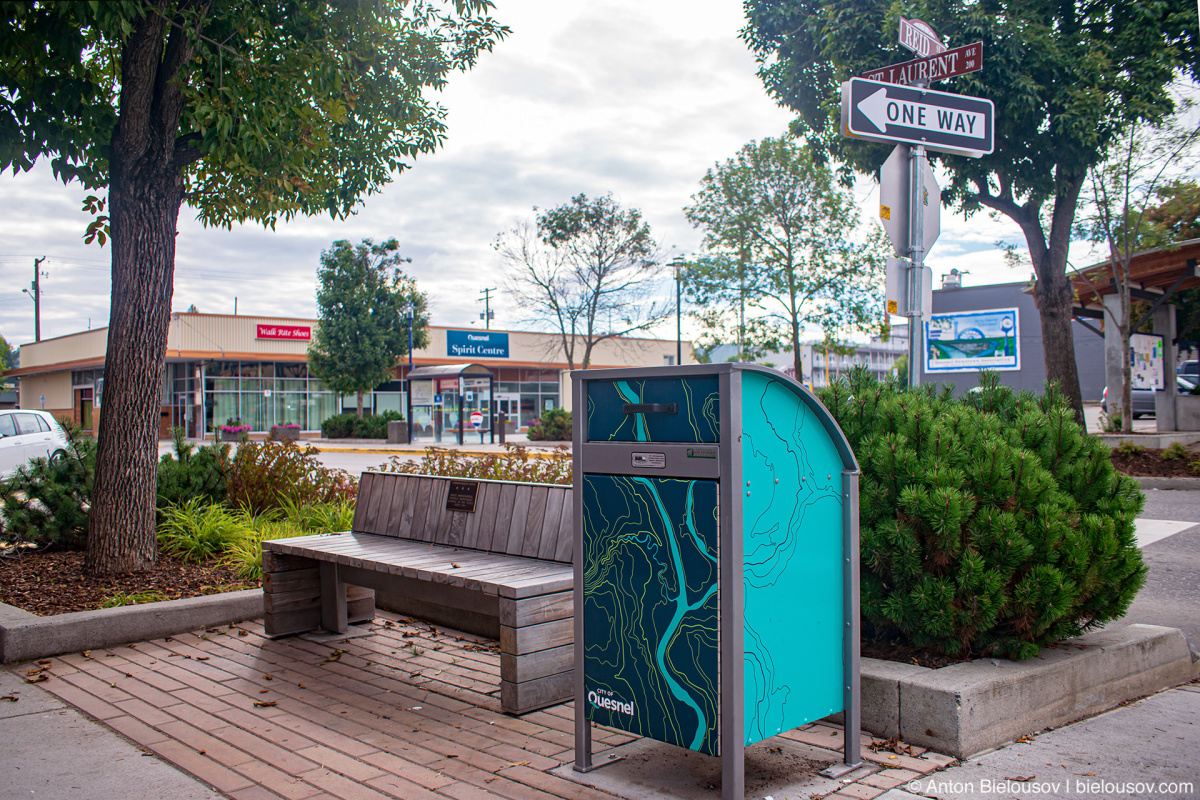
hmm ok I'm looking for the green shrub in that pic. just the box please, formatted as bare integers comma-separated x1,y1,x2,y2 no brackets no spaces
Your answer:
157,427,230,509
102,590,169,608
526,408,571,441
0,421,95,550
157,499,249,562
818,369,1147,660
227,441,357,515
1161,442,1189,461
380,443,572,485
321,411,402,439
1115,439,1146,457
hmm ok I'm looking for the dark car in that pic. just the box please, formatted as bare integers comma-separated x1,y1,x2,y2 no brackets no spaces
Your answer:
1102,376,1197,418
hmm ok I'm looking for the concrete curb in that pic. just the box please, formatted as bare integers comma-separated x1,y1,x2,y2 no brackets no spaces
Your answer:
860,624,1198,758
1134,475,1200,490
0,589,263,664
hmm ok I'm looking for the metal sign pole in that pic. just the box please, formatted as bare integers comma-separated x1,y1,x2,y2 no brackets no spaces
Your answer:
908,144,926,388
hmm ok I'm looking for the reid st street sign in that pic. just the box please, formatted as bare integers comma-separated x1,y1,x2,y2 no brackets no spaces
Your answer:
841,77,994,157
863,41,983,85
898,17,946,57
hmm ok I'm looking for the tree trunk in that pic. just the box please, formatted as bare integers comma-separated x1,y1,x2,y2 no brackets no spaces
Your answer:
85,4,203,576
357,390,364,417
1033,269,1085,425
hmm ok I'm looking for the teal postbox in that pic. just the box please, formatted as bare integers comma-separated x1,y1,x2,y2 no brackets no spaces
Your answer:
571,364,861,799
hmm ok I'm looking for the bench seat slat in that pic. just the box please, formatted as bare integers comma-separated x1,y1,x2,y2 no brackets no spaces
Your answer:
264,533,571,595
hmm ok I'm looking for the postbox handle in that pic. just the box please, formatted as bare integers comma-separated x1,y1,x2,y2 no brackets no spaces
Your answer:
622,403,677,415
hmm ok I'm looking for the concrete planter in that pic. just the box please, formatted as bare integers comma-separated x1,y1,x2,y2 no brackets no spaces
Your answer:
1176,394,1200,431
386,420,409,444
0,591,263,664
269,425,300,442
832,624,1199,758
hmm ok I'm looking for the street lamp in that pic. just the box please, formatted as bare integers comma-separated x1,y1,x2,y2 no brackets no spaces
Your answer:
404,301,415,443
670,257,686,365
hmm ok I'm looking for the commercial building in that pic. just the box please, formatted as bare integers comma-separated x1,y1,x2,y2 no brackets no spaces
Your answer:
11,312,692,439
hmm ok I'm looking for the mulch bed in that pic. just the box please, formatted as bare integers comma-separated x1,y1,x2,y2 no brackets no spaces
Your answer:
0,549,258,616
1108,446,1200,478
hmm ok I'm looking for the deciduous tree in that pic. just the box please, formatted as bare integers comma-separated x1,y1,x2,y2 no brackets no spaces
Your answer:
741,0,1199,419
308,239,429,417
1075,109,1200,432
0,0,507,574
682,136,887,381
497,194,666,369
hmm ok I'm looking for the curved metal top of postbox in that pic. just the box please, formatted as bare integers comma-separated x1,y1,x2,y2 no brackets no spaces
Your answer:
572,362,858,473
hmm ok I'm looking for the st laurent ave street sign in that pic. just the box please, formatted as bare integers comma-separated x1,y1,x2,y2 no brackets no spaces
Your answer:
863,42,983,85
842,78,994,156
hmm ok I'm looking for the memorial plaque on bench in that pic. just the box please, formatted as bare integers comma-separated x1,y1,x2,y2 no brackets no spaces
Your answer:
445,479,480,512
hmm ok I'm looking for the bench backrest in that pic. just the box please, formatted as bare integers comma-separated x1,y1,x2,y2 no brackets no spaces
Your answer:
351,472,573,564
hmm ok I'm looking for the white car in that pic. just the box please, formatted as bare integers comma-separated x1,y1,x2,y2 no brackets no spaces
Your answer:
0,409,70,480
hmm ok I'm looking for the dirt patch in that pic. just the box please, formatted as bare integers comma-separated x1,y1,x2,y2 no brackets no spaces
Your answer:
0,549,258,616
1108,446,1200,478
862,638,974,669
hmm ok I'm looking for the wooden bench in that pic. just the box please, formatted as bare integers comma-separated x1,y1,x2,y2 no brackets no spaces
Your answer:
261,472,574,715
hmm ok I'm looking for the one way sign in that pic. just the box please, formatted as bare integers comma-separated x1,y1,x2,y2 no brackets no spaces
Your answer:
842,78,994,157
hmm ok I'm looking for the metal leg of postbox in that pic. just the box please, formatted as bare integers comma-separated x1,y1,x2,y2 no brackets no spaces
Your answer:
822,469,862,777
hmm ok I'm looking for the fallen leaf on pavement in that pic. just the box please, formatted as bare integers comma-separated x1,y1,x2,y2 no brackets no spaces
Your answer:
1,695,18,701
253,700,278,707
24,674,48,684
1005,776,1036,782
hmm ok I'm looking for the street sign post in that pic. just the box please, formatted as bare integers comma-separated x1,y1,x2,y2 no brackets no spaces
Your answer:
863,41,983,85
842,78,994,156
898,17,946,57
879,145,940,257
885,259,932,317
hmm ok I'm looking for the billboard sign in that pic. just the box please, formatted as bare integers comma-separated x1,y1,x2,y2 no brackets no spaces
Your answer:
925,308,1020,372
446,329,509,359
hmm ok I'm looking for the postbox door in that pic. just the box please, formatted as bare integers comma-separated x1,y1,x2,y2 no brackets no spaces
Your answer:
581,474,721,756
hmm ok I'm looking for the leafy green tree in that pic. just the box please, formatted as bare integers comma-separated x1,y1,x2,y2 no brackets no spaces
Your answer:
497,193,665,369
742,0,1199,419
683,136,887,381
308,239,429,417
0,333,13,391
0,1,506,575
1075,111,1200,433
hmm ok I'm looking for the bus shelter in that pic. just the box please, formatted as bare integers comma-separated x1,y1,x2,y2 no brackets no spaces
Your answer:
406,363,494,445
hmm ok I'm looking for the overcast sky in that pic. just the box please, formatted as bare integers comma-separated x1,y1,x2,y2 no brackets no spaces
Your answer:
0,0,1078,348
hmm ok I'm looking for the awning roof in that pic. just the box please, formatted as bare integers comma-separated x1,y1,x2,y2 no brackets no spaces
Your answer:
1071,238,1200,309
406,363,493,379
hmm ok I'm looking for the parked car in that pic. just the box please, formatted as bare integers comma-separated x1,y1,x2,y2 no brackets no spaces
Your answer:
1102,376,1198,418
1178,360,1199,378
0,409,70,480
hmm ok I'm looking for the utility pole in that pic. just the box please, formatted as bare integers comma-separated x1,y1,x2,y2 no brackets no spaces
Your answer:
477,287,496,329
25,257,46,342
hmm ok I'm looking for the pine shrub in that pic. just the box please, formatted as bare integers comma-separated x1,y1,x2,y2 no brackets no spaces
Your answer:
817,370,1147,660
156,427,230,509
0,420,95,550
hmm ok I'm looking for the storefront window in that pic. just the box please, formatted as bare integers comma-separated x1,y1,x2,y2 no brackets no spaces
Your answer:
275,392,306,428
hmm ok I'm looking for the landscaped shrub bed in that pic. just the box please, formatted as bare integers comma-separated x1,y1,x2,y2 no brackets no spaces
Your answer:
526,408,571,441
320,411,402,439
818,370,1147,660
380,443,571,485
1,428,357,611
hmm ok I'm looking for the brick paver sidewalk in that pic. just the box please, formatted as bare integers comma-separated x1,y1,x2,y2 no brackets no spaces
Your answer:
15,611,955,799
